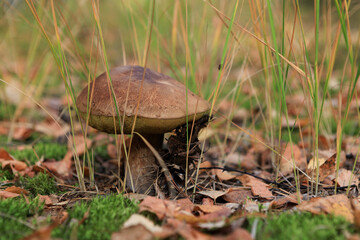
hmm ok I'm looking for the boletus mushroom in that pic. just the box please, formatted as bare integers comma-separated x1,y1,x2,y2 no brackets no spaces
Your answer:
76,65,210,194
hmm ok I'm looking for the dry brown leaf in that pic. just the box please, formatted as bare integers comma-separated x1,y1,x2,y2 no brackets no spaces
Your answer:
270,193,301,209
38,195,53,205
4,186,29,195
176,198,195,212
42,152,72,178
13,127,33,140
297,194,354,223
112,213,162,239
215,169,237,181
307,151,337,182
197,207,232,222
331,169,359,187
0,148,14,160
0,190,20,199
197,204,230,214
161,218,213,240
0,159,28,172
223,228,253,240
198,190,228,201
237,175,273,199
112,225,153,240
198,160,212,174
351,199,360,230
0,148,28,174
223,189,252,203
139,196,193,220
280,144,306,175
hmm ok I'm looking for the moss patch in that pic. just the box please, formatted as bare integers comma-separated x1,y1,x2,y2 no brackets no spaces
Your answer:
9,142,67,165
52,194,138,240
247,212,355,240
0,197,44,240
18,172,57,197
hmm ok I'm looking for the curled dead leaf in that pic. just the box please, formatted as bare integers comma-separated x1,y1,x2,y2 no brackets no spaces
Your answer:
4,186,29,195
237,175,273,199
0,190,20,199
215,169,237,181
297,194,354,223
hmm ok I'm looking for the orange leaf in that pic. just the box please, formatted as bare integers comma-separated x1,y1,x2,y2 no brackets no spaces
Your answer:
297,194,354,223
4,186,29,195
280,144,306,176
0,190,20,199
215,169,237,181
237,175,273,199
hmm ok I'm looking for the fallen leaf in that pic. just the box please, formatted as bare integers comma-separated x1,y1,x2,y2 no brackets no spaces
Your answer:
198,160,212,174
38,195,53,205
331,169,359,187
270,193,301,209
161,218,212,240
280,144,306,175
198,190,228,201
307,152,336,182
237,175,273,199
139,196,193,220
215,169,237,181
0,148,14,160
197,206,232,222
13,127,33,140
351,199,360,230
223,189,252,203
297,194,354,223
0,190,20,199
196,204,230,214
223,228,253,240
4,186,29,195
0,148,28,174
112,225,153,240
0,159,28,172
123,214,162,233
42,154,72,178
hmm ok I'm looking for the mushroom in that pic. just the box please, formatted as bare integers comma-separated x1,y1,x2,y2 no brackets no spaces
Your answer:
76,65,210,194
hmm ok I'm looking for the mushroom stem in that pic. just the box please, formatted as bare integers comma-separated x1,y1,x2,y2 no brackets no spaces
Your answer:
126,133,163,194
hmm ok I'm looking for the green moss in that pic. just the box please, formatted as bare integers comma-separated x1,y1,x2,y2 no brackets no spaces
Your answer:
19,173,57,197
9,142,67,165
247,212,355,240
52,194,138,240
0,197,44,240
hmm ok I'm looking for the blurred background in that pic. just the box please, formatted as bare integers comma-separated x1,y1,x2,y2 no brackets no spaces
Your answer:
0,0,359,152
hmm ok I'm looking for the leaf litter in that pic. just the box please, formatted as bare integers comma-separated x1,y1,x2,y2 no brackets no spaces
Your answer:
1,90,359,239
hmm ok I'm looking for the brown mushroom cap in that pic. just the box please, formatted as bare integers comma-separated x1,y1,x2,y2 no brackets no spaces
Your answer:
76,65,210,134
